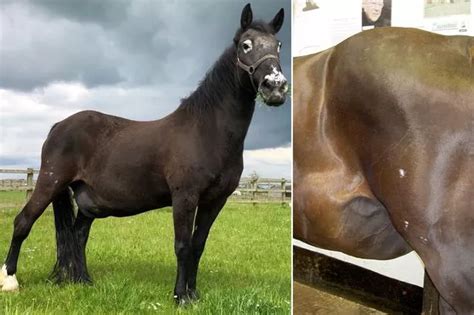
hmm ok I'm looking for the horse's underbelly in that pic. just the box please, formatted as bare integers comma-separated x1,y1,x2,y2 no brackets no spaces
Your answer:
71,181,171,218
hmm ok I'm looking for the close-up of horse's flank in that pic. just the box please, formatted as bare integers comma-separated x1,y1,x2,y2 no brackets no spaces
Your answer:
0,0,473,314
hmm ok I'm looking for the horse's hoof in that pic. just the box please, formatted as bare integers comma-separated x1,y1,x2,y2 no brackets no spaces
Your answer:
187,289,199,301
1,274,19,292
0,265,7,287
174,294,192,307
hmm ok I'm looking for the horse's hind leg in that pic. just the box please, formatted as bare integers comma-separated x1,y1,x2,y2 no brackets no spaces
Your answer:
73,211,94,283
412,215,474,315
186,196,227,300
1,175,59,291
51,191,94,284
439,296,456,315
423,244,474,315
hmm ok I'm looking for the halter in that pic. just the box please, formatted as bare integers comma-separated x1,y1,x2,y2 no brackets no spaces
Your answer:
237,54,279,92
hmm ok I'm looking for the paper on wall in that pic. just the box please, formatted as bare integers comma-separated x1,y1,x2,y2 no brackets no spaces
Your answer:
293,0,361,56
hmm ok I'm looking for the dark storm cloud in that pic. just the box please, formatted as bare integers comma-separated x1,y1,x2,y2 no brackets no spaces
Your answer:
28,0,130,27
0,0,290,149
0,2,124,90
1,0,289,89
246,103,291,149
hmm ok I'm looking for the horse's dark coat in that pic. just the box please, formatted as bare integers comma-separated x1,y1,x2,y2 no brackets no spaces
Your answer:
2,4,287,304
293,28,473,314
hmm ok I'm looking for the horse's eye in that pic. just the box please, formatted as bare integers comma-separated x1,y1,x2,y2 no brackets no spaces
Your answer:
277,42,282,53
242,40,252,54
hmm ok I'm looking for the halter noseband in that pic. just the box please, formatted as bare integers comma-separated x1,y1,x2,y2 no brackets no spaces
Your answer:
237,54,279,92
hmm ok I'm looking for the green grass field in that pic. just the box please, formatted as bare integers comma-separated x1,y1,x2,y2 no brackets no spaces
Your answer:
0,191,290,314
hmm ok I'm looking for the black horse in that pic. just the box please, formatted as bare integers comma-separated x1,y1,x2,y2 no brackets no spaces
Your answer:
0,4,287,304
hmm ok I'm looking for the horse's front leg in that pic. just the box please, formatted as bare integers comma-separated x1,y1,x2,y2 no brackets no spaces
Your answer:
187,196,227,300
171,192,199,305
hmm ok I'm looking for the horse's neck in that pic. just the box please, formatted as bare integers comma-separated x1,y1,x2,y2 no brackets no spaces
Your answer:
178,45,256,156
209,58,256,155
214,94,256,155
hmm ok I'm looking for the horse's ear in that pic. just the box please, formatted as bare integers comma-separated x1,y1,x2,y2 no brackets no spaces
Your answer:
270,8,284,33
240,3,253,30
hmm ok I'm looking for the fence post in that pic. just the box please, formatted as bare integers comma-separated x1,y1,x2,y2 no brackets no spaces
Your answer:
281,178,286,205
250,178,258,205
26,168,34,201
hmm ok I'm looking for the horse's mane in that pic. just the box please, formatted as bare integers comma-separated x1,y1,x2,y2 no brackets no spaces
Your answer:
179,46,239,114
179,21,273,114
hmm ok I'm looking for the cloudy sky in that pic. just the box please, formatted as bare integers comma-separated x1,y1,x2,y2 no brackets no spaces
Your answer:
0,0,291,179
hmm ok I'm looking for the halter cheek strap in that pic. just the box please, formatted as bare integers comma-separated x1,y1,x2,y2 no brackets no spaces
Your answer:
237,54,279,92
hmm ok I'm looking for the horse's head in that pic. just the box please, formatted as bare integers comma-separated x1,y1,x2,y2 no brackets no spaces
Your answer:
235,4,287,106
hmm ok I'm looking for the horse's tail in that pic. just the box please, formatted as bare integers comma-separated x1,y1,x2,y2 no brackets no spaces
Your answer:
50,188,88,283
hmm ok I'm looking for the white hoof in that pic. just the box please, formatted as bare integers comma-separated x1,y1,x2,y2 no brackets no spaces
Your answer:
2,274,19,292
0,265,7,287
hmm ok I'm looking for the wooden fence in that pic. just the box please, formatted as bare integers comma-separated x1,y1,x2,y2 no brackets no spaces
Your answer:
0,169,291,204
0,168,38,200
230,176,291,204
294,246,440,314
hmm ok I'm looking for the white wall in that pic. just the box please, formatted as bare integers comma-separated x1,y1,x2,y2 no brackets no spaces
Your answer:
293,0,473,56
294,240,425,286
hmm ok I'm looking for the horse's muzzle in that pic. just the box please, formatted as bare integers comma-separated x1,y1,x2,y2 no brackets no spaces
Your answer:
259,78,288,106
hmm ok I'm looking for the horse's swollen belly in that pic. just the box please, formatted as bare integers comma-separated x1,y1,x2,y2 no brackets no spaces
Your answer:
300,196,412,260
339,197,412,259
72,182,171,218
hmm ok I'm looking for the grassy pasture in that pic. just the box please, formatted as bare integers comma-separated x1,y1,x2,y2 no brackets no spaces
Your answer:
0,191,290,314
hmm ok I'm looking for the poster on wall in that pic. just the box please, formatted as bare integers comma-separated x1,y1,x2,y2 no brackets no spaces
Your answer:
362,0,392,30
293,0,361,56
293,0,473,56
424,0,471,34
